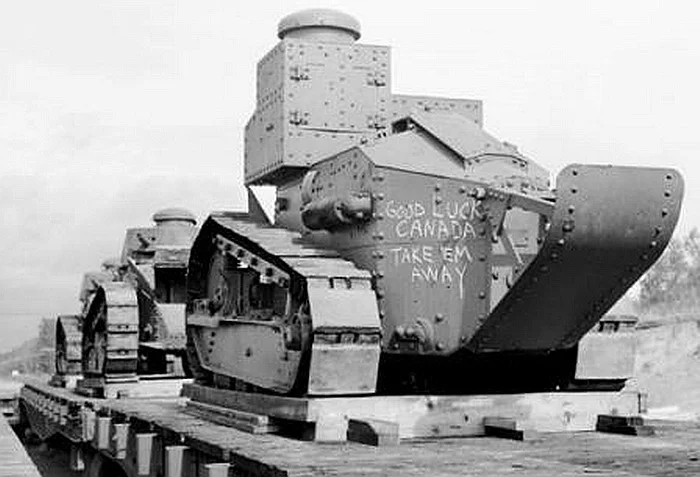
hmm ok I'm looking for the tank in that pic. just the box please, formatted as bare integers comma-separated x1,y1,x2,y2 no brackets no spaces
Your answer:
51,208,198,396
185,9,684,396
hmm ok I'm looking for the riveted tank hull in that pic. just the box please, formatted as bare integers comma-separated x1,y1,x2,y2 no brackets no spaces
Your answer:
185,9,684,396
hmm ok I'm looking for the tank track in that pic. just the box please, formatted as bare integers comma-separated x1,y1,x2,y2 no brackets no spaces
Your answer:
78,282,140,394
186,212,382,396
53,315,82,377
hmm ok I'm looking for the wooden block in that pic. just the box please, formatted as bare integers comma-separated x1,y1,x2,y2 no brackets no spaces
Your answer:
82,409,96,441
483,417,524,441
136,433,156,476
95,417,111,450
165,445,188,477
596,414,655,436
111,423,129,459
347,418,399,446
203,463,230,477
313,414,347,442
69,444,85,471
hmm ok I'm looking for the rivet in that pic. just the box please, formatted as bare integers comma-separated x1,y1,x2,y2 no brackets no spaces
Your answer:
435,196,443,204
661,208,669,217
641,253,649,261
375,270,384,278
435,342,445,351
557,238,566,246
374,193,385,200
540,265,548,272
550,252,559,259
664,190,671,197
376,252,385,259
373,174,385,182
572,169,578,176
665,173,673,180
478,292,486,299
654,227,663,236
435,183,441,192
562,222,574,232
376,290,385,298
568,205,575,214
492,271,499,280
479,255,486,261
571,187,578,194
435,313,445,323
459,186,467,194
479,229,487,237
392,343,399,350
649,241,658,248
460,336,467,343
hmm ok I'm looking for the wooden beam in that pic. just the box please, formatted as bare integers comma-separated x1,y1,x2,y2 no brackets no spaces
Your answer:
183,383,640,439
184,401,278,434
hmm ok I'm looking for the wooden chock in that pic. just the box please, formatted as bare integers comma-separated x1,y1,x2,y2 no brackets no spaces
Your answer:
596,414,655,436
347,418,399,446
483,416,525,441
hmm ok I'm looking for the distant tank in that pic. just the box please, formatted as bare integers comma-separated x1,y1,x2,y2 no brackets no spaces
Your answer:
185,9,683,396
52,208,198,396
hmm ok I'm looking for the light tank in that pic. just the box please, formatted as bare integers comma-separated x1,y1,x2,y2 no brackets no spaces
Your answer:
185,9,683,396
51,208,198,396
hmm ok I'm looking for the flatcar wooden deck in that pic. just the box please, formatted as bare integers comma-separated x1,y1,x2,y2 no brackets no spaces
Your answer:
0,411,41,477
18,379,700,477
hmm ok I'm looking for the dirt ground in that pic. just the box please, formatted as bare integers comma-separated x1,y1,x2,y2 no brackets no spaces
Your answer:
632,317,700,420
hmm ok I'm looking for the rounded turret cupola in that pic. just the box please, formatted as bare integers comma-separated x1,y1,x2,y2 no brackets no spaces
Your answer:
152,208,197,248
152,208,197,227
278,9,361,43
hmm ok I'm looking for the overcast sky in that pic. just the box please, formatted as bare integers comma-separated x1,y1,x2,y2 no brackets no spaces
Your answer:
1,1,699,350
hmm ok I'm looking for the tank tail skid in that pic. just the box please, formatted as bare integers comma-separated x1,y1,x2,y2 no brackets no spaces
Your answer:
470,165,684,352
186,212,382,396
